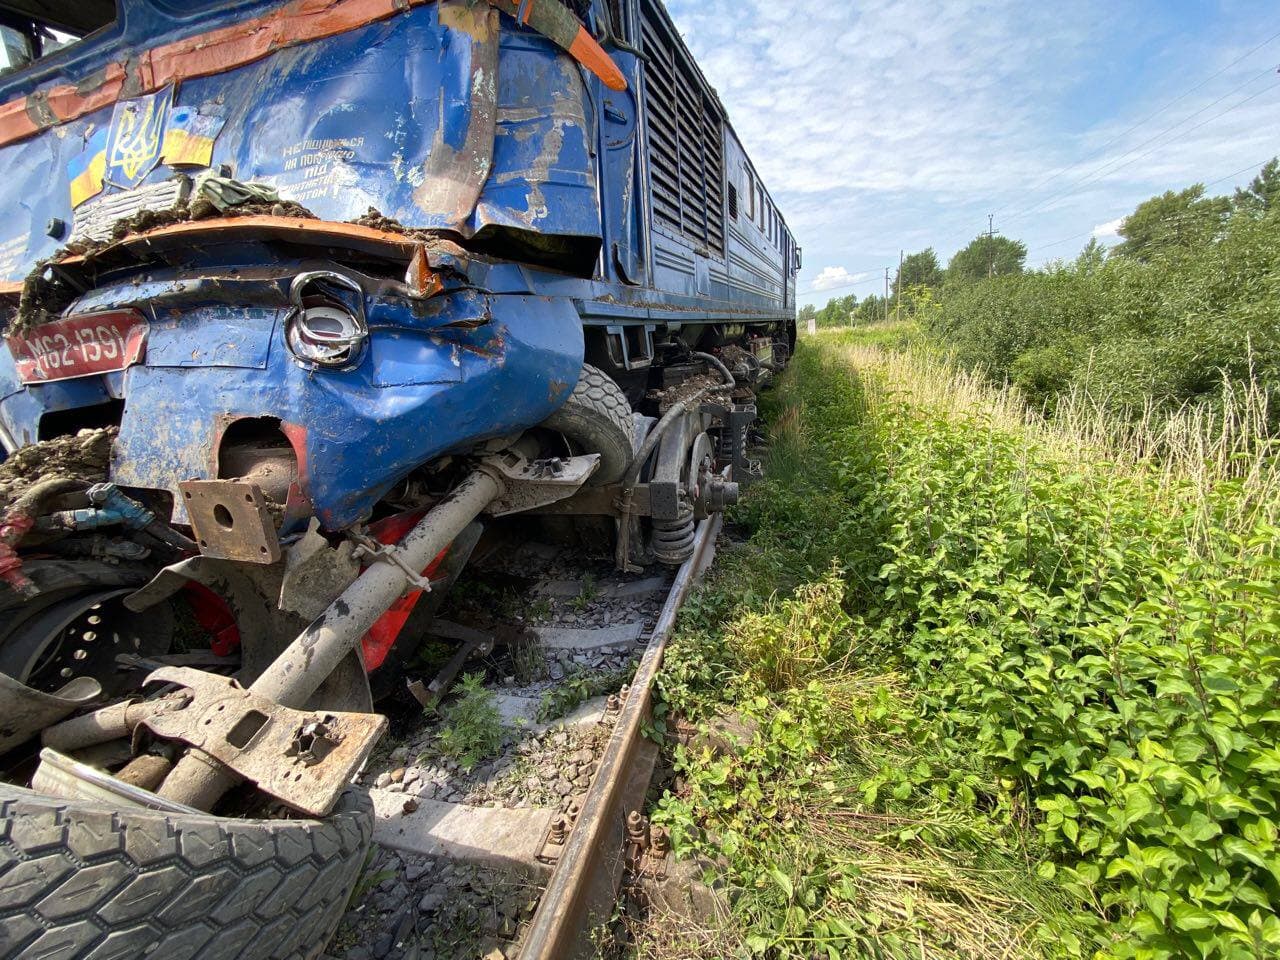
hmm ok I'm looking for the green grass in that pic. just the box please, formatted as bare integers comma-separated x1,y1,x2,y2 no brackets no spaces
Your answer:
431,672,506,771
643,336,1280,960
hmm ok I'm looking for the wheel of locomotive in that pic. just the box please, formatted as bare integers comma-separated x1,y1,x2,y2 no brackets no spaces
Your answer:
650,430,714,566
0,559,173,698
0,782,373,960
540,363,635,484
686,431,716,521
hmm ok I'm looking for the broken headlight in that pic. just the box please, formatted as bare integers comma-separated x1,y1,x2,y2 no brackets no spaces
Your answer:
285,271,368,369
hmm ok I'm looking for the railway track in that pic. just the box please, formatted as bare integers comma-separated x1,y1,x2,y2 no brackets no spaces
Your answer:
330,515,721,960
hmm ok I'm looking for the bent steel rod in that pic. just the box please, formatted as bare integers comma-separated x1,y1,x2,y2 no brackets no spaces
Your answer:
158,468,504,810
519,512,721,960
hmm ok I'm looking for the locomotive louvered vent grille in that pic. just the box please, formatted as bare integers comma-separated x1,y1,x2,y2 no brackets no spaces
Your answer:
640,1,725,256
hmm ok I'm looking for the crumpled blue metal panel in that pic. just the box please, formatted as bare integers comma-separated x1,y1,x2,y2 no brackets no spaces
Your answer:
476,32,597,237
0,3,600,283
105,286,583,530
0,348,118,449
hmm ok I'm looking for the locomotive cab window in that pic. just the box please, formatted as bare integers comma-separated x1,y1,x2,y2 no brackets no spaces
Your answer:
0,1,118,75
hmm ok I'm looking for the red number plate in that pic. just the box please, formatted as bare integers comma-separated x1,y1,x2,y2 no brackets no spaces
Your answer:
6,311,148,385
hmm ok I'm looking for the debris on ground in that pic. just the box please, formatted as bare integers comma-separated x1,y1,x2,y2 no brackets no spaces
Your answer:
332,848,540,960
0,427,115,511
331,541,669,959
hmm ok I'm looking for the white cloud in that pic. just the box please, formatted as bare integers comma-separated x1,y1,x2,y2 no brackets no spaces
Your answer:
809,266,858,291
1092,217,1125,239
665,0,1279,277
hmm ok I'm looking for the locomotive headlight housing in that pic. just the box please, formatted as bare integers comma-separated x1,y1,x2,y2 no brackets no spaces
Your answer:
285,271,369,369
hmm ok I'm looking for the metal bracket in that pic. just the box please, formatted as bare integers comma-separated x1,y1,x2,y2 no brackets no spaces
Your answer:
483,452,600,517
179,480,282,564
139,666,386,816
537,794,587,864
349,531,433,594
0,672,102,753
537,812,571,864
406,629,495,709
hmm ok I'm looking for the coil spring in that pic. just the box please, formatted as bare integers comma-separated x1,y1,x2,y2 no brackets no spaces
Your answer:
651,502,696,565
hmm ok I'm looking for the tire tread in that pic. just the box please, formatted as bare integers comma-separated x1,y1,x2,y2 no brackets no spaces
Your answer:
0,786,371,960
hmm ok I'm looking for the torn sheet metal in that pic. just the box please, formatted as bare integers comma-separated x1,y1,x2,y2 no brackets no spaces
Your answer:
279,520,361,620
0,673,101,753
0,2,601,284
105,274,583,530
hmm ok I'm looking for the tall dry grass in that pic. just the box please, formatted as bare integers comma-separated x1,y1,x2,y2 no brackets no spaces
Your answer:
837,342,1280,551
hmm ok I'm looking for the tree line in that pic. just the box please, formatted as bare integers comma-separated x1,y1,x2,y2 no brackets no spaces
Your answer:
806,157,1280,416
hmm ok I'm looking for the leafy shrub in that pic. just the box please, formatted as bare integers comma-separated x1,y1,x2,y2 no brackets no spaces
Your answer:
725,574,852,691
435,673,505,770
850,349,1280,958
654,337,1280,959
926,207,1280,424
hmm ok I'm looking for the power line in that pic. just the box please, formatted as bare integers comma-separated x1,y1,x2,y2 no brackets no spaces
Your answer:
797,272,886,298
1025,155,1275,259
1001,67,1280,228
993,27,1280,214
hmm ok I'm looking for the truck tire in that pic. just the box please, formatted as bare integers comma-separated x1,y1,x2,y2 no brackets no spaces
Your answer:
542,364,634,484
0,784,372,960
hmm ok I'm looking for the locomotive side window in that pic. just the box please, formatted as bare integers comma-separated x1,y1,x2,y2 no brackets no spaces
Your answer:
641,0,725,256
0,1,117,76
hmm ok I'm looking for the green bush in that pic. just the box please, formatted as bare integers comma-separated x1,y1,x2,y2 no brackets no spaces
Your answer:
653,337,1280,959
926,208,1280,421
862,391,1280,958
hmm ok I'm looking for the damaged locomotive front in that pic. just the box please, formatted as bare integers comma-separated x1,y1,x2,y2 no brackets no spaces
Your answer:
0,0,797,956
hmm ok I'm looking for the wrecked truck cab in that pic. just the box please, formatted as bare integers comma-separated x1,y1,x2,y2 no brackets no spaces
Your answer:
0,0,795,955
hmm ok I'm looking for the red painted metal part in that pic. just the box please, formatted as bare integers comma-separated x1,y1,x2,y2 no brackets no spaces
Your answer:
360,509,450,672
0,504,37,595
183,583,242,658
178,509,450,672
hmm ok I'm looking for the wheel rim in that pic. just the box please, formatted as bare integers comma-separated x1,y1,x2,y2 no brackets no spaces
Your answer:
2,589,172,695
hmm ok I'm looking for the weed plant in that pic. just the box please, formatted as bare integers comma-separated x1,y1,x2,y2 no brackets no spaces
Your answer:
649,336,1280,960
434,673,505,771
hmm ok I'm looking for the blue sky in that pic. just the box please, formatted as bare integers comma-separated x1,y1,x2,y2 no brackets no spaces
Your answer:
663,0,1280,307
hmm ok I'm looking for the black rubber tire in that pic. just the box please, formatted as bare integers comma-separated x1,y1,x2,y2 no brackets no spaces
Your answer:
0,559,169,697
0,785,373,960
541,364,634,484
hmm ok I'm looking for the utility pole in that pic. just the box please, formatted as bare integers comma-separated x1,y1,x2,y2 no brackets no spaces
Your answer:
895,249,903,323
883,267,889,323
987,213,995,279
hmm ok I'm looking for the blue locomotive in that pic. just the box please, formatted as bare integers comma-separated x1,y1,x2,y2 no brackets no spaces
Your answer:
0,1,796,952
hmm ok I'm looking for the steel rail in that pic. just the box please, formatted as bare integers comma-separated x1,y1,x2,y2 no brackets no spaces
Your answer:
518,512,722,960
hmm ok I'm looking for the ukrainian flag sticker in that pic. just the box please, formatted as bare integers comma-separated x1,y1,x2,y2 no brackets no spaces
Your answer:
67,127,108,208
161,106,225,168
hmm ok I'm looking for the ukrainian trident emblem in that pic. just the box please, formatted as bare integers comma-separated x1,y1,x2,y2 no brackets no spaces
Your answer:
105,87,173,188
